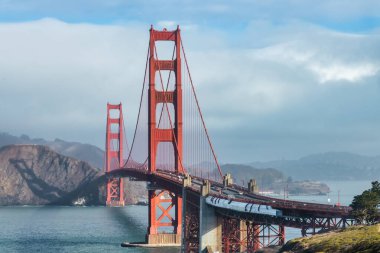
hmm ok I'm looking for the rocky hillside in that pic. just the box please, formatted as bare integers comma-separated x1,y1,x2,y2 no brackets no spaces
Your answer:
0,144,101,205
0,144,148,205
0,132,104,168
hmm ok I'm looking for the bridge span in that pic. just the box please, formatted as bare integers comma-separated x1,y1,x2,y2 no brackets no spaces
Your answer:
108,168,353,252
103,26,354,252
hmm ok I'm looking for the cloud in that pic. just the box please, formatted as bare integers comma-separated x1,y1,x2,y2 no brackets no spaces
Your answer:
0,18,380,163
0,19,148,142
309,63,379,83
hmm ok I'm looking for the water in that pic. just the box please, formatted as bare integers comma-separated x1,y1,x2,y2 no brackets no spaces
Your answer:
284,180,373,206
0,206,178,253
0,181,373,251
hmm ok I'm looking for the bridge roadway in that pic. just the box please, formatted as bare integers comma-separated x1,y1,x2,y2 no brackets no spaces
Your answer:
107,167,352,231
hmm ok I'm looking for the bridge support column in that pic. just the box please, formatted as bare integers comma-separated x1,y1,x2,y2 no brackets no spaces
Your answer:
247,222,261,252
279,225,285,245
256,224,286,249
147,189,182,245
199,196,222,253
105,103,125,207
106,177,125,206
182,193,200,253
222,217,246,253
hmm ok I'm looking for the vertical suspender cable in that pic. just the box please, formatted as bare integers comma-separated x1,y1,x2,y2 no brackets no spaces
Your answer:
180,38,223,179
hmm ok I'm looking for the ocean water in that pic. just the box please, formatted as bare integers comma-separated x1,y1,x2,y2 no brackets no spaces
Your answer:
283,180,374,206
0,180,373,252
0,206,178,253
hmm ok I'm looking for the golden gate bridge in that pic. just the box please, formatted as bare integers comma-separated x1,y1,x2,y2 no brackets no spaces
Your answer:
103,26,353,253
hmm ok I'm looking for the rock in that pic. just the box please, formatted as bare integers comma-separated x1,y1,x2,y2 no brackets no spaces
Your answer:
273,180,330,195
0,144,100,205
0,144,148,206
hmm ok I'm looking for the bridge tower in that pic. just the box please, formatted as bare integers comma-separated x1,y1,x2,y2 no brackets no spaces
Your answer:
105,103,125,206
147,26,183,244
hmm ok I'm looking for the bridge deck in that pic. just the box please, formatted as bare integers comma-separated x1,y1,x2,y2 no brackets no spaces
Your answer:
107,168,351,220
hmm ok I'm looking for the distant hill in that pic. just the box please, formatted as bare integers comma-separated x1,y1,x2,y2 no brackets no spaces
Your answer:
221,164,284,189
251,152,380,180
0,145,101,205
220,164,329,195
0,132,104,169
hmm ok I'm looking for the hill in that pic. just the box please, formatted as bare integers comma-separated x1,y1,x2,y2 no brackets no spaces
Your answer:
0,144,101,205
251,152,380,180
221,164,329,195
281,224,380,253
0,144,147,205
222,164,284,188
0,132,104,168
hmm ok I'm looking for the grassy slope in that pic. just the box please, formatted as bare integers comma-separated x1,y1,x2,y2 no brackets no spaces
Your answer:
281,224,380,253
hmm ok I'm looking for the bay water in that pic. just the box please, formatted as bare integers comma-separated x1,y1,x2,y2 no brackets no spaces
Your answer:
0,180,373,252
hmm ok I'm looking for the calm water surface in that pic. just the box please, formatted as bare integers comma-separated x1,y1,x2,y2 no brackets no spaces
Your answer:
0,205,178,253
0,180,373,252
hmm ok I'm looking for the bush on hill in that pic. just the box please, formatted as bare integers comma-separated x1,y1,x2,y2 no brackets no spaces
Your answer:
350,181,380,224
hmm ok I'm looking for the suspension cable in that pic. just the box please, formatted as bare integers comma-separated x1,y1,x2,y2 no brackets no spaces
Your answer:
124,44,150,168
180,37,223,179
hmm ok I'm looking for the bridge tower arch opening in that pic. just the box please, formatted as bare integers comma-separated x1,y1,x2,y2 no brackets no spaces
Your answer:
147,26,183,244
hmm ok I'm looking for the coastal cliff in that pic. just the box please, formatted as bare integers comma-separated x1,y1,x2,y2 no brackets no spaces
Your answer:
0,144,148,205
0,144,101,205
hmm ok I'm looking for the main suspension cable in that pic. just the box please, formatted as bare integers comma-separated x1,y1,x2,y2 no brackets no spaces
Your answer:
125,44,150,168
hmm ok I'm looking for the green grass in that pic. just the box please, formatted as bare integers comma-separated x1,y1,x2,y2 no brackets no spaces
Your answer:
281,224,380,253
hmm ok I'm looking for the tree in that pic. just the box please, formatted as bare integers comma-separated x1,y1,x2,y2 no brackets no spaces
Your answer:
350,181,380,224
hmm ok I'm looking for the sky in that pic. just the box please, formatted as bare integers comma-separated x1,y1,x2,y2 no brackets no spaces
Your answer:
0,1,380,163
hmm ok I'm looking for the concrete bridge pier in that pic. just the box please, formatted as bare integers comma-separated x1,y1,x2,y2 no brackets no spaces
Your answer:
182,178,223,252
181,176,288,253
146,188,182,245
199,195,222,252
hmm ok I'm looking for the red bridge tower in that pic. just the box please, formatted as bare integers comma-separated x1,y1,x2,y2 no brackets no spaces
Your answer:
147,26,183,244
105,103,125,206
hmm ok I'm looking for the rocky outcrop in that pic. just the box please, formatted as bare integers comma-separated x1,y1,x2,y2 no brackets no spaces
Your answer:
272,180,330,195
0,144,101,205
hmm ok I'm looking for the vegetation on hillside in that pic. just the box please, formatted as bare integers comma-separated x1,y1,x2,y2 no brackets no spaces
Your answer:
281,224,380,253
350,181,380,224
